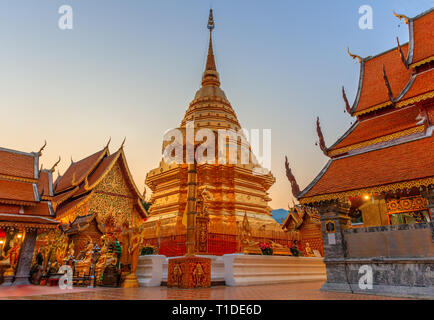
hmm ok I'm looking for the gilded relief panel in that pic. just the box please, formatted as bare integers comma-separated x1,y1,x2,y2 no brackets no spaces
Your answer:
89,161,136,228
95,162,132,197
89,192,134,229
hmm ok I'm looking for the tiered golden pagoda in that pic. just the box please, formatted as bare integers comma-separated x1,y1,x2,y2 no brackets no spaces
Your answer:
143,10,290,255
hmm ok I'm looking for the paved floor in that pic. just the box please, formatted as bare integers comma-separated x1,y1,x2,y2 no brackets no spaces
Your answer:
0,282,405,300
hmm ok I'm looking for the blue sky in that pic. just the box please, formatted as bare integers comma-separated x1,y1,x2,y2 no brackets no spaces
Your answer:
0,0,432,208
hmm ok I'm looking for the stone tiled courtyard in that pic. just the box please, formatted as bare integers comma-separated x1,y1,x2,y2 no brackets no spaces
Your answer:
0,281,406,300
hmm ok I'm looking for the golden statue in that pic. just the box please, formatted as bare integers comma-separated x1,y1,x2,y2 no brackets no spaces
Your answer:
0,239,21,277
199,188,212,217
119,221,132,271
192,263,205,287
122,223,145,288
304,242,315,257
269,240,292,256
130,225,145,274
240,212,261,255
55,234,69,265
172,263,183,286
63,240,75,264
75,240,94,277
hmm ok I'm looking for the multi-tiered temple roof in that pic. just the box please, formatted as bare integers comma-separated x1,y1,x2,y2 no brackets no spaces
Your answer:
53,142,147,227
0,145,58,230
298,8,434,204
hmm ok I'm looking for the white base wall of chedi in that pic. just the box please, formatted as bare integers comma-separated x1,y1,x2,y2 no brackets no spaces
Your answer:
136,254,326,287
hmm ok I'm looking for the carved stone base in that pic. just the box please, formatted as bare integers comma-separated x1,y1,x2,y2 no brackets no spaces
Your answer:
122,273,139,288
1,269,14,287
167,256,211,289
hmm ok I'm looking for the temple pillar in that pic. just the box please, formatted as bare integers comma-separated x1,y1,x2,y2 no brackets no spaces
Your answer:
318,200,352,292
421,188,434,242
13,229,37,286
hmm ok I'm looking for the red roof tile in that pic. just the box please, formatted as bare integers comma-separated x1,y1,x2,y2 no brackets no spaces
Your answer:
330,105,421,152
37,170,51,197
353,44,411,114
0,179,36,203
28,202,53,217
86,151,119,187
0,149,35,179
55,149,107,192
0,213,58,227
301,135,434,198
52,186,78,207
410,9,434,66
398,69,434,105
55,194,90,218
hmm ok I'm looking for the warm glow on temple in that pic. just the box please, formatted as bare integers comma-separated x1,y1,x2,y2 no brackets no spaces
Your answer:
143,10,291,256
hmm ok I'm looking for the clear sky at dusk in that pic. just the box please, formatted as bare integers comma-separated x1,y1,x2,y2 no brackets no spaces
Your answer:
0,0,432,209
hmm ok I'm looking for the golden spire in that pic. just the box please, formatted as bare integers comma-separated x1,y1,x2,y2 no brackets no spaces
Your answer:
202,9,221,87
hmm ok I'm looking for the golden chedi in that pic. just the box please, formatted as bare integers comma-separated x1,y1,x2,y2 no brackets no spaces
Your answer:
143,10,290,255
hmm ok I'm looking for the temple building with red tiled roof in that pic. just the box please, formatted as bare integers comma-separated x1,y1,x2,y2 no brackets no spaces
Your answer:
284,8,434,298
52,141,148,253
0,144,59,286
296,9,434,229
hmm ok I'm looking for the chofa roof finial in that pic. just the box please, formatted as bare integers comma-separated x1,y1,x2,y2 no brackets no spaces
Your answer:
51,156,61,172
284,156,301,199
38,140,47,156
105,137,111,149
120,137,126,149
316,117,328,156
347,47,362,63
393,11,409,24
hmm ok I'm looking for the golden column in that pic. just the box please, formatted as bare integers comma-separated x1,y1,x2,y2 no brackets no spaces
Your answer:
185,162,197,256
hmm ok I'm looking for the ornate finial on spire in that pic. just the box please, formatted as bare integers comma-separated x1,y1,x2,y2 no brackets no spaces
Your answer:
342,86,352,115
316,117,328,156
347,47,362,63
71,157,74,164
202,9,220,87
393,11,409,24
51,156,61,172
396,37,409,69
382,65,395,105
207,9,215,31
285,156,301,198
38,140,47,156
